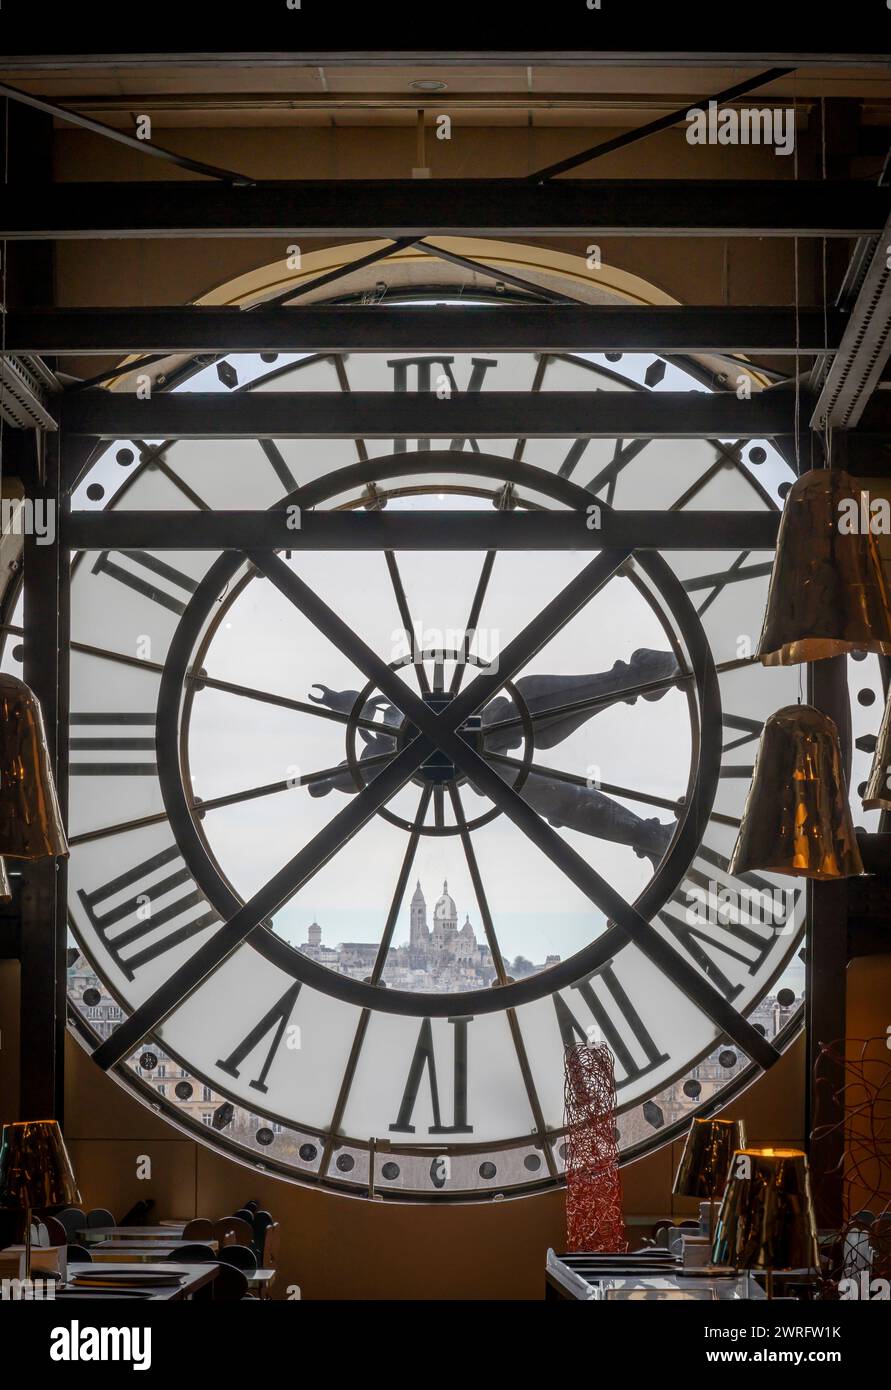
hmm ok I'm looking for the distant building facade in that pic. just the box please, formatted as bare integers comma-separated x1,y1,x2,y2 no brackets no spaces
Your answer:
298,879,501,991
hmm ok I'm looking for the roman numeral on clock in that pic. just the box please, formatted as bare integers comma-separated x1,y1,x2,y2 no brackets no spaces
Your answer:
553,960,669,1089
70,712,156,776
91,550,199,615
216,981,302,1093
389,1016,473,1134
76,845,221,982
659,845,799,1001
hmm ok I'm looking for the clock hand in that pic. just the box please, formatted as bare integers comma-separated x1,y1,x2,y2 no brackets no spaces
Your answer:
481,648,680,753
506,769,675,867
309,648,679,764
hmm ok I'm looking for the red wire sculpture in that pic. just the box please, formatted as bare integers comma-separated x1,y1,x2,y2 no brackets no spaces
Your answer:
811,1036,891,1293
563,1042,627,1253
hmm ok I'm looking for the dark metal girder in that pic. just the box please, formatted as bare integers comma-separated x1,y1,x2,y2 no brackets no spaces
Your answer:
5,305,844,356
0,79,253,186
3,181,888,240
66,508,780,551
59,388,801,438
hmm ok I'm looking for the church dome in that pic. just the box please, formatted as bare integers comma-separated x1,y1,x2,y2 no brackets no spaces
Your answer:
433,879,457,921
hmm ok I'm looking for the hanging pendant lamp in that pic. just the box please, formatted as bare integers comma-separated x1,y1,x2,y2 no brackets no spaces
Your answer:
862,687,891,811
0,673,68,859
757,469,891,666
729,704,863,879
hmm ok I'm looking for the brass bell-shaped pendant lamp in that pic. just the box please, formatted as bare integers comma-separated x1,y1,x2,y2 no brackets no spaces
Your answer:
0,673,68,858
729,704,863,878
757,469,891,666
862,687,891,811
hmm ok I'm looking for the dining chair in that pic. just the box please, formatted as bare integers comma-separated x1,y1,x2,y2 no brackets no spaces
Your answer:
86,1207,116,1228
231,1208,254,1224
217,1243,257,1276
165,1242,215,1261
214,1215,254,1248
209,1262,250,1301
42,1215,68,1246
182,1218,215,1240
66,1244,93,1263
57,1208,87,1240
252,1210,273,1257
260,1221,280,1270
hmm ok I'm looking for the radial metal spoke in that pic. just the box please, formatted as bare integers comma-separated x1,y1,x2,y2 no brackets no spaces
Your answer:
70,810,171,847
447,783,508,983
485,751,682,815
320,784,432,1178
195,752,393,814
449,549,495,696
91,735,435,1070
448,782,558,1178
485,753,743,830
185,670,384,734
384,549,430,695
371,785,433,985
41,625,385,733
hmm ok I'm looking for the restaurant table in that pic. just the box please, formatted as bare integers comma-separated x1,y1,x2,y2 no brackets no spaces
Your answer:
78,1225,187,1244
545,1249,766,1301
59,1262,219,1302
90,1239,218,1262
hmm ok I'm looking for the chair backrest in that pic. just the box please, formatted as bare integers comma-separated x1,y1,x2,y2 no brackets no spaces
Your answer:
252,1209,273,1255
86,1208,116,1228
31,1220,49,1247
57,1208,87,1240
261,1221,280,1269
243,1200,260,1214
166,1242,215,1262
42,1216,68,1247
231,1208,254,1224
214,1216,254,1248
182,1218,215,1241
217,1243,257,1275
66,1244,93,1263
210,1262,250,1301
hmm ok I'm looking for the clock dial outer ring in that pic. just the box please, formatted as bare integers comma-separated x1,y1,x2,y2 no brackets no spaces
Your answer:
155,450,722,1019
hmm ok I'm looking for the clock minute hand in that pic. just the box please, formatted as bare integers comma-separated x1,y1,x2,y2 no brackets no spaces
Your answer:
481,647,680,753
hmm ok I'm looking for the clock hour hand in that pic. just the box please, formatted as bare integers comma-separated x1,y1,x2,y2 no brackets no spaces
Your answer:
509,770,676,867
481,648,680,753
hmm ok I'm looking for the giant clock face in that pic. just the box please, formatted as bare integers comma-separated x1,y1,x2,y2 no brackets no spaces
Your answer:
14,245,871,1199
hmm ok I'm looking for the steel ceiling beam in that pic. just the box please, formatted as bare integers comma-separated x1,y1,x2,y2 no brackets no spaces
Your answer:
66,509,780,551
0,79,253,186
3,181,887,240
528,66,792,181
59,388,803,439
5,306,844,356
